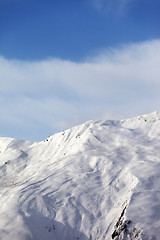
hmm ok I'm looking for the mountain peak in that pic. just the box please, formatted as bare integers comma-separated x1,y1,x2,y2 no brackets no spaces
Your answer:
0,112,160,239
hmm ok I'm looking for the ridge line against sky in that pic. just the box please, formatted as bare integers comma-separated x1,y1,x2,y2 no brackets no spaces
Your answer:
0,0,160,140
1,39,160,141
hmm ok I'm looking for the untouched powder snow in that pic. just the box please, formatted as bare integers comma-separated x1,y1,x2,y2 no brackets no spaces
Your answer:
1,111,160,239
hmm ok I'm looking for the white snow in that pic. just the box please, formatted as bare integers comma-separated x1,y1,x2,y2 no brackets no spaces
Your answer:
1,111,160,239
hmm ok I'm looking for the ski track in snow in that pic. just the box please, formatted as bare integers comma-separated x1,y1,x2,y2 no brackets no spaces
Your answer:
1,111,160,239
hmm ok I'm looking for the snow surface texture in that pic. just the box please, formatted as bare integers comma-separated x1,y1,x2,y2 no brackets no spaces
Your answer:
1,111,160,240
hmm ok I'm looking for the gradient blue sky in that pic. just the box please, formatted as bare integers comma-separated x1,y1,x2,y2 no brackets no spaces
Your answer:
0,0,160,140
1,0,160,60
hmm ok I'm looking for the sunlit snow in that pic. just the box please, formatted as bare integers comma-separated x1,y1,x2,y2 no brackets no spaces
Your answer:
1,111,160,239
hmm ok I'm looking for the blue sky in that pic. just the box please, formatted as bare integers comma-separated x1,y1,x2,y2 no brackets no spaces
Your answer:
0,0,160,141
1,0,160,61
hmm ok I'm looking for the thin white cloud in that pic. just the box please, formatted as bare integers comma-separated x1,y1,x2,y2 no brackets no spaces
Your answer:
89,0,136,15
0,39,160,140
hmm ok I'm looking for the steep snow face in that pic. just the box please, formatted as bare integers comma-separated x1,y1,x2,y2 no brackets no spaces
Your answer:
0,112,160,240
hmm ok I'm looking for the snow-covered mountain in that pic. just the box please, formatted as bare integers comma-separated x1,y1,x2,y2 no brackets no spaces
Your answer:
1,111,160,240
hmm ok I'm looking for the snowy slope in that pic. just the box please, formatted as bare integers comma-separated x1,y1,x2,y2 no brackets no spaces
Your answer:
1,111,160,240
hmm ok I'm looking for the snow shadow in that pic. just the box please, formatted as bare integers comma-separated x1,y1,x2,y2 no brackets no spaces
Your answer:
20,209,89,240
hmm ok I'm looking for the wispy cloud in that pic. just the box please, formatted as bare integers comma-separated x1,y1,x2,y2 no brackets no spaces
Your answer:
89,0,135,15
0,39,160,140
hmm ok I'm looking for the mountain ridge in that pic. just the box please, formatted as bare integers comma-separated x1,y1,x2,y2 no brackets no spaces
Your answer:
0,111,160,239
